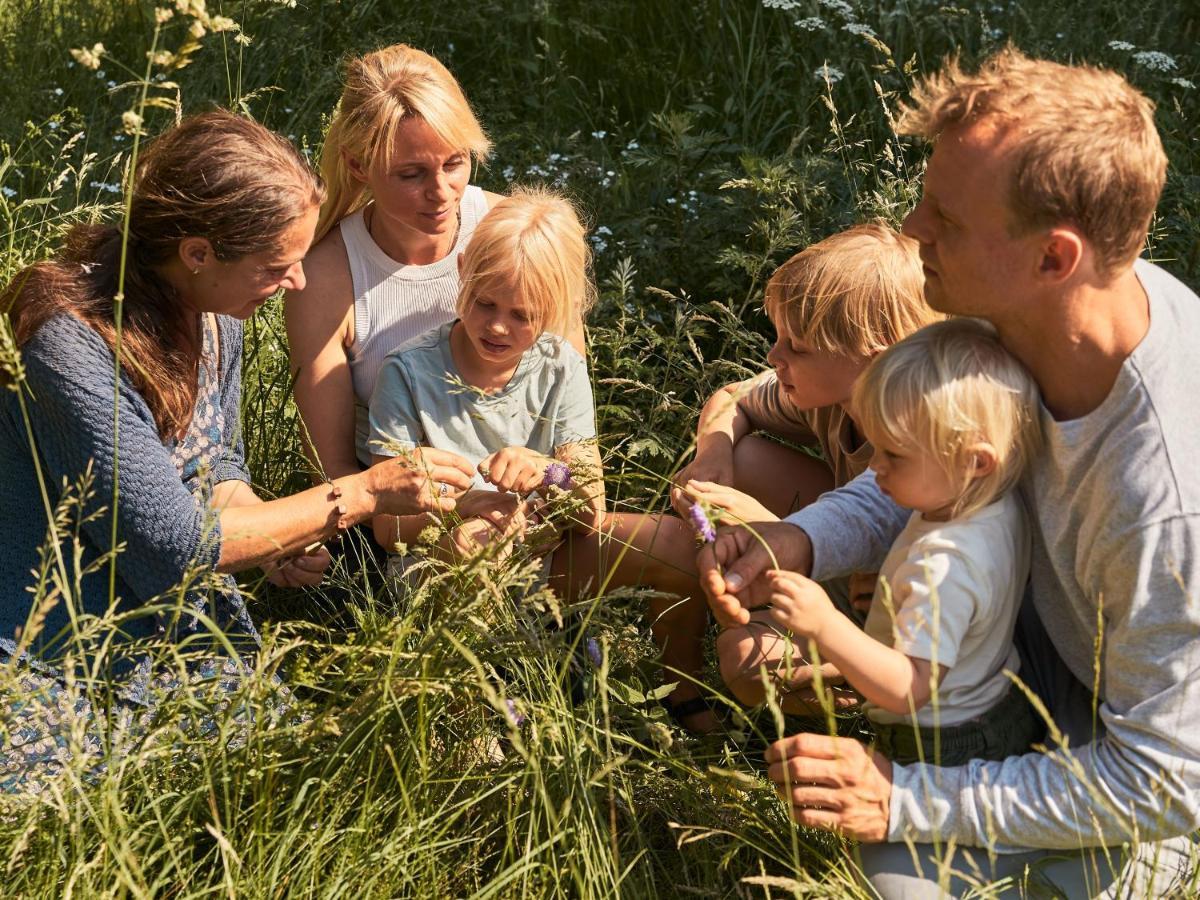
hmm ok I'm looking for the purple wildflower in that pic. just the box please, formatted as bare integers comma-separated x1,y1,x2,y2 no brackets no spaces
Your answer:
542,461,573,489
504,698,526,727
586,636,602,668
689,502,717,543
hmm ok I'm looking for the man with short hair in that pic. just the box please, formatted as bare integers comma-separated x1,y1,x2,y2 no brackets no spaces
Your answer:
701,48,1200,896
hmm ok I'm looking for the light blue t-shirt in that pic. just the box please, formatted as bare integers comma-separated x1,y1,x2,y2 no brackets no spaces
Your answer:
368,321,596,490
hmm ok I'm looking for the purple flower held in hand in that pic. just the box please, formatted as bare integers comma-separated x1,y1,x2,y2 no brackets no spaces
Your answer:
586,636,602,668
542,461,573,490
689,502,717,543
504,698,526,727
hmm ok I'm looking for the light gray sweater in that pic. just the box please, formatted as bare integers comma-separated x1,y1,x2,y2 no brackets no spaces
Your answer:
786,259,1200,851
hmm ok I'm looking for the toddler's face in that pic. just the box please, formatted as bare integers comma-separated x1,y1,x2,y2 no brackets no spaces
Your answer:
868,438,960,521
460,275,540,371
765,322,870,411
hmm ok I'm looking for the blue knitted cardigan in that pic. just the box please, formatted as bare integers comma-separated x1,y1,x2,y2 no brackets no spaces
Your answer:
0,313,255,668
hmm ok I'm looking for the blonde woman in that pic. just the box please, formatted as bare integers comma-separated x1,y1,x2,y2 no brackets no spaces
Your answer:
287,44,584,487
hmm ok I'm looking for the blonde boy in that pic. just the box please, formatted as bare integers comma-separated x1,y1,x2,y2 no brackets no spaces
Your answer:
764,318,1041,765
682,223,939,712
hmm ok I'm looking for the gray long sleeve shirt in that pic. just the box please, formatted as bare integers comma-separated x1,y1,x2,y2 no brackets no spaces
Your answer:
786,259,1200,851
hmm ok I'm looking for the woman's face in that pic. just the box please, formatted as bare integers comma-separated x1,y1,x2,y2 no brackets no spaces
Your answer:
189,203,318,319
352,116,470,245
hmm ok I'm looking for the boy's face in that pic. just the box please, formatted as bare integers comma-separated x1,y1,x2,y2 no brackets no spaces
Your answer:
867,437,959,521
765,318,870,411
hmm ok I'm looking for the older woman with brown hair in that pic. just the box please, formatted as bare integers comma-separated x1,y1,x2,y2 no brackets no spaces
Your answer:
0,109,474,792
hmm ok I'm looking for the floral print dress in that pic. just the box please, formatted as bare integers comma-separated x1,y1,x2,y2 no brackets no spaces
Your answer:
1,315,279,796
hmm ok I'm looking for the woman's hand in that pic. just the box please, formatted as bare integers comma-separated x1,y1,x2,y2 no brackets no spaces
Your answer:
265,543,333,588
366,447,476,516
478,446,553,495
680,480,778,526
670,447,735,516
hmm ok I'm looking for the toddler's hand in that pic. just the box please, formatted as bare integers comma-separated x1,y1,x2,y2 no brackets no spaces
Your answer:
478,447,553,495
765,569,835,642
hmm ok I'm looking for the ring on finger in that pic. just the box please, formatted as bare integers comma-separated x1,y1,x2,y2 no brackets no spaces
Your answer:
439,482,448,497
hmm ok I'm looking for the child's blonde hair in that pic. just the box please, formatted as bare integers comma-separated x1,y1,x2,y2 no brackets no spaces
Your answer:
764,221,938,357
897,47,1165,279
852,318,1040,517
456,186,595,337
315,44,492,242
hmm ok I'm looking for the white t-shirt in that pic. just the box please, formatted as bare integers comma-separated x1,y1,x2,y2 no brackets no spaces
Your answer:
863,492,1029,727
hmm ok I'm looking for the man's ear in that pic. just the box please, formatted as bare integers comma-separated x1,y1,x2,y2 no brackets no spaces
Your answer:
1036,228,1084,283
341,146,370,183
966,441,999,480
178,236,215,273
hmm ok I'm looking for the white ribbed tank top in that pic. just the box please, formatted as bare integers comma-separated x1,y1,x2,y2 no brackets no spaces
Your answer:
343,184,490,465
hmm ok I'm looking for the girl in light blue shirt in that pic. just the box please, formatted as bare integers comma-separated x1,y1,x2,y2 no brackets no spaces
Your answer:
368,187,603,562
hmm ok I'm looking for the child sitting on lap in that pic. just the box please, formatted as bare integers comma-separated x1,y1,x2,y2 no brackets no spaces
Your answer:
368,187,602,567
762,318,1042,765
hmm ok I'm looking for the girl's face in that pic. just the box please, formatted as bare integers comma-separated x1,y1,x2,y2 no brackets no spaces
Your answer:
765,316,871,411
351,116,470,245
867,436,960,520
459,274,541,374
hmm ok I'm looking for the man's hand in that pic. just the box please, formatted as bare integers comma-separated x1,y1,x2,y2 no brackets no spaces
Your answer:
697,521,813,627
765,733,893,841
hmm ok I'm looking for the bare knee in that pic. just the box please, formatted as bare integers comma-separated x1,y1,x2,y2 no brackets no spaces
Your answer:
716,627,770,706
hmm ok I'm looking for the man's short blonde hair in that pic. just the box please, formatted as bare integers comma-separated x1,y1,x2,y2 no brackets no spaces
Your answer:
764,221,938,358
897,47,1166,279
852,318,1040,518
457,186,595,337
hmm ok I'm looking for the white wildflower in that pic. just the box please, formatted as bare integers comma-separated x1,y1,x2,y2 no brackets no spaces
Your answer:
53,87,63,96
794,16,825,30
762,0,803,9
121,111,144,135
814,63,845,83
818,0,855,18
1170,77,1195,90
1107,40,1135,51
69,42,106,70
843,22,876,37
502,165,515,180
1132,50,1177,71
1,187,16,199
596,225,613,236
591,130,607,139
47,121,59,131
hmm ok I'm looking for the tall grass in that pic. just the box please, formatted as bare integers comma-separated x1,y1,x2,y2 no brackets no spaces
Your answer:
1,0,1198,896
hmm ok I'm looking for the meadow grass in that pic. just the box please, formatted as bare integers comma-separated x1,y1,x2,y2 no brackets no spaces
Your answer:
1,0,1199,896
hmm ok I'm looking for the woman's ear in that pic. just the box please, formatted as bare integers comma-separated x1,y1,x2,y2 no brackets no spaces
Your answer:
178,236,214,274
341,146,369,183
966,441,999,480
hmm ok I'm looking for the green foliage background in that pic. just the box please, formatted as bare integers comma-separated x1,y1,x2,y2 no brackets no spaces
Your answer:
1,0,1198,896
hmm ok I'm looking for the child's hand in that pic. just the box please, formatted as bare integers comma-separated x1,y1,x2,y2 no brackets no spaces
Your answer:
670,449,735,516
478,447,553,495
682,480,779,526
765,569,836,642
